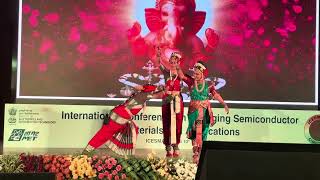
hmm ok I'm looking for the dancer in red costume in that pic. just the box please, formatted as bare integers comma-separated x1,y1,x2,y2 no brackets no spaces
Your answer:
156,47,184,157
83,84,163,156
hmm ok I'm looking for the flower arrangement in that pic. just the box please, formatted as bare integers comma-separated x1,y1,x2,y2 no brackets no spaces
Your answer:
20,153,44,173
0,153,197,179
89,155,126,180
173,159,197,180
147,153,197,180
69,155,96,179
0,154,24,173
42,154,72,180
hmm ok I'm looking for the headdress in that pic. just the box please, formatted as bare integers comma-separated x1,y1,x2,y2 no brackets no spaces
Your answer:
170,52,182,59
194,61,208,77
155,0,196,11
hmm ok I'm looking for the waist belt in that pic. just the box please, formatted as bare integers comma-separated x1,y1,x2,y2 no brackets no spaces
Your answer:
109,111,131,125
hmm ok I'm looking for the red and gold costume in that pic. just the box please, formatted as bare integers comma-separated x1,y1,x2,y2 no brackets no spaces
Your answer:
84,85,159,156
159,52,184,157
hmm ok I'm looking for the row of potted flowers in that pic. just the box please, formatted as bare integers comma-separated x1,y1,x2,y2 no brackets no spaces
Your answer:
0,152,197,180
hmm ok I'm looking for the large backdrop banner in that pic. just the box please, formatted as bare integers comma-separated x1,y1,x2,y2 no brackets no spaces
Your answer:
3,104,320,153
17,0,318,105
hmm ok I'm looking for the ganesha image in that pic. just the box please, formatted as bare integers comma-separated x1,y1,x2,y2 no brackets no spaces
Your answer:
127,0,219,67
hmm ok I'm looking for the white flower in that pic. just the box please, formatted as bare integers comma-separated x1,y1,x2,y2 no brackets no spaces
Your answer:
185,163,191,170
177,159,185,164
176,167,186,177
188,170,195,177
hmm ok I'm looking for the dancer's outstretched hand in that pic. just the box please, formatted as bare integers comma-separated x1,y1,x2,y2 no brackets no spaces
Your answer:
134,85,144,91
210,120,215,127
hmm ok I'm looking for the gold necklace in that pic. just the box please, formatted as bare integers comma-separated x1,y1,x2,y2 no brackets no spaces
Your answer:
195,80,205,93
169,70,178,86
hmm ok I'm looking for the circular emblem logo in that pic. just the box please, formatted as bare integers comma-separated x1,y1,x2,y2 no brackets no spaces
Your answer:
304,115,320,144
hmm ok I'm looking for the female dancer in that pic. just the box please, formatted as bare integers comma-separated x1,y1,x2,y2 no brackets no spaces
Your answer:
177,61,229,163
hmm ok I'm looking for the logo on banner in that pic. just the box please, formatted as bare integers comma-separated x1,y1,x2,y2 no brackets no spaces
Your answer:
304,115,320,144
8,129,39,141
8,108,17,123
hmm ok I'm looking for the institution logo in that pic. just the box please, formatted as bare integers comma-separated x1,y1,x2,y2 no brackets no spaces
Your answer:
304,115,320,144
8,129,39,141
8,108,17,123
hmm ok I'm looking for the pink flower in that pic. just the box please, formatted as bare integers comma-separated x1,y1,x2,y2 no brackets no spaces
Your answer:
82,20,98,32
112,170,117,176
44,13,60,24
267,54,275,62
115,175,120,180
275,28,288,38
263,39,271,47
121,173,127,179
97,166,103,172
68,27,80,42
107,158,113,164
94,163,100,169
97,160,103,165
98,173,105,179
248,9,263,21
22,4,31,14
244,29,254,38
104,171,110,176
292,5,302,14
77,43,88,54
116,165,122,172
272,48,278,53
285,22,296,32
93,155,98,161
29,16,38,27
108,174,113,180
257,27,265,35
39,39,53,54
107,164,113,170
110,158,116,163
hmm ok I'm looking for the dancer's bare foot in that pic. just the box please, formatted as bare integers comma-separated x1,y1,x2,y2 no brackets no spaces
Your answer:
193,154,199,164
165,145,173,158
172,144,180,157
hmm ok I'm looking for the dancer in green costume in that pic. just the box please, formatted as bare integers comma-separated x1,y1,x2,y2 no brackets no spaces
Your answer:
177,61,229,164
